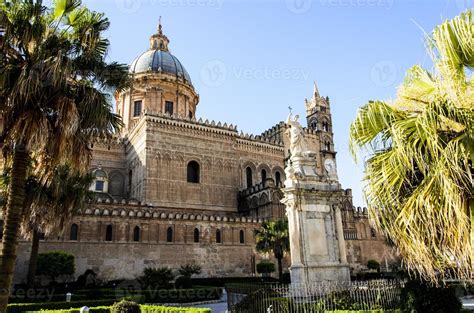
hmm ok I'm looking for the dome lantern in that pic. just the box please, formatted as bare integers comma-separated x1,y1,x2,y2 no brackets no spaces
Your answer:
149,17,169,51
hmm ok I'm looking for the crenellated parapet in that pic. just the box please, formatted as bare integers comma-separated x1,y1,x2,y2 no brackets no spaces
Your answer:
80,201,264,224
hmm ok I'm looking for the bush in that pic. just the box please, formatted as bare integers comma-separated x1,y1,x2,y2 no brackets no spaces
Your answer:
36,251,75,283
178,264,202,278
111,300,140,313
174,276,192,289
256,261,275,274
6,299,120,313
139,267,175,290
367,260,380,271
400,280,462,313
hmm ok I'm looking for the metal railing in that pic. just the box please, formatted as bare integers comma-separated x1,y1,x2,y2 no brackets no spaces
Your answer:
226,279,404,312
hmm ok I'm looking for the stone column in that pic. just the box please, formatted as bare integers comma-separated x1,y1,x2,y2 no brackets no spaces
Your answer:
334,206,347,264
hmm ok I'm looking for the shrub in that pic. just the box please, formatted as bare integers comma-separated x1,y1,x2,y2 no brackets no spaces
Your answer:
139,267,174,290
174,275,192,289
36,251,75,283
178,264,202,278
6,299,119,313
111,300,140,313
400,280,462,313
256,261,275,274
367,260,380,271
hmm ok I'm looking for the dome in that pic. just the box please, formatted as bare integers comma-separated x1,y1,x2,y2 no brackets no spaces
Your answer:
129,49,192,84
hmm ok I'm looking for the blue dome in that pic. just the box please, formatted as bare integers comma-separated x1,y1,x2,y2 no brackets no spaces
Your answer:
129,49,192,84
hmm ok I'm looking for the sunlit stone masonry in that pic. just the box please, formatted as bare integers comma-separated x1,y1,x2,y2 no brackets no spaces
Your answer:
6,22,397,283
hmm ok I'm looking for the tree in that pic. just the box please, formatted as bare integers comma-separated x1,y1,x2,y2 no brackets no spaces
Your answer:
0,0,128,309
255,219,290,281
349,10,473,282
36,251,75,283
21,166,93,287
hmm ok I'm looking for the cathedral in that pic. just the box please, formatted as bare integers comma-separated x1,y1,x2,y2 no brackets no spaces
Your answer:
11,23,395,282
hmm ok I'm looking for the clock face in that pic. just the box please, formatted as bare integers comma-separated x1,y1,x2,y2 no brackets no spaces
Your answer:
324,158,336,173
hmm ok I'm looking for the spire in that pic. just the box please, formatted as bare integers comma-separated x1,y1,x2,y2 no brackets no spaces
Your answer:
313,81,319,97
150,17,170,51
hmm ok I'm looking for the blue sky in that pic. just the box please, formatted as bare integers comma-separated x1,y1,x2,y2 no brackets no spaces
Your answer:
80,0,470,206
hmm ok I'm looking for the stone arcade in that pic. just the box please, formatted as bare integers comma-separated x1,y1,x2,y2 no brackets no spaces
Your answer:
5,22,397,283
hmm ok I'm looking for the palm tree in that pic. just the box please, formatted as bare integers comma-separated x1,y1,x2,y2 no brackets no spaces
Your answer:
255,219,290,281
0,0,128,309
349,10,473,282
21,166,93,288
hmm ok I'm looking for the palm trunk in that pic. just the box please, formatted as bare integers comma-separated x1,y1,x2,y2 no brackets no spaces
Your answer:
0,146,28,312
26,229,40,289
470,198,473,280
277,257,283,281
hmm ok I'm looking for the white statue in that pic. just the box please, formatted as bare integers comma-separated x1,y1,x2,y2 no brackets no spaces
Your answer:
285,113,309,157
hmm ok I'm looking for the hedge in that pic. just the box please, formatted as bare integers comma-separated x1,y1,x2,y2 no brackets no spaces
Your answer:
28,304,211,313
6,299,138,313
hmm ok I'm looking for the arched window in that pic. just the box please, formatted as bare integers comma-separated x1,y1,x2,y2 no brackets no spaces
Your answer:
370,228,377,238
310,119,318,130
216,229,221,243
187,161,200,183
194,228,200,243
322,121,329,132
105,225,113,242
133,226,140,242
166,227,173,242
261,169,267,183
70,224,78,241
239,230,245,244
275,172,281,186
246,167,253,188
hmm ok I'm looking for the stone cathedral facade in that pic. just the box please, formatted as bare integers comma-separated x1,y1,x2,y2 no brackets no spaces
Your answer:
9,24,396,282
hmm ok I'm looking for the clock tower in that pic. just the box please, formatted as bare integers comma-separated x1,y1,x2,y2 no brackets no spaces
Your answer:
305,82,338,181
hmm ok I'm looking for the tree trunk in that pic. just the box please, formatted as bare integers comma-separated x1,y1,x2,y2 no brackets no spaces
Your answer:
277,257,283,281
26,229,40,289
470,198,473,280
0,146,29,312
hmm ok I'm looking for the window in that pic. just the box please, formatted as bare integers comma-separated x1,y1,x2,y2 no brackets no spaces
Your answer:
275,172,281,186
70,224,78,241
165,101,173,115
189,111,193,119
105,225,113,242
216,229,221,243
309,119,318,130
246,167,253,188
194,228,200,243
239,230,245,244
133,226,140,242
95,180,104,192
371,228,377,238
133,100,142,117
261,169,267,183
166,227,173,242
0,220,3,240
322,121,329,132
187,161,200,183
324,141,331,151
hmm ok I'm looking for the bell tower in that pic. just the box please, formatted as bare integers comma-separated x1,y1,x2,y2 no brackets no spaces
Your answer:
305,82,338,181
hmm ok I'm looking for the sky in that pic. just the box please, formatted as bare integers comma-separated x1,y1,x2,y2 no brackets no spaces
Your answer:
78,0,470,206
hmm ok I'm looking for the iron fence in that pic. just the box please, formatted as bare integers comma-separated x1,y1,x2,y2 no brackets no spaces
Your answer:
226,279,404,313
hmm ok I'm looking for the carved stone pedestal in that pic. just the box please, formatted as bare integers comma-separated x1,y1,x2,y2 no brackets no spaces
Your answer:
282,157,350,284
